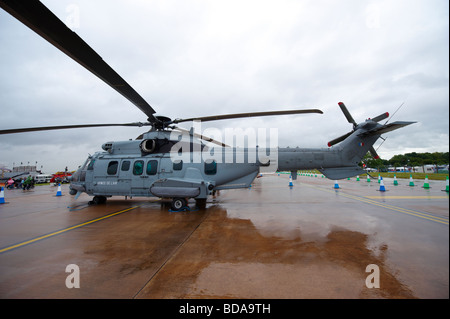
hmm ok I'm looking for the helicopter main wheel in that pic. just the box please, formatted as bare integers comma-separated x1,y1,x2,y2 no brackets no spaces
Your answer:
195,198,207,209
171,198,187,211
88,195,107,205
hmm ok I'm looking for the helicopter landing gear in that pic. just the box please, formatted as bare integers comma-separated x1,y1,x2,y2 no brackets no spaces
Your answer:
171,197,187,211
88,195,107,205
195,198,207,209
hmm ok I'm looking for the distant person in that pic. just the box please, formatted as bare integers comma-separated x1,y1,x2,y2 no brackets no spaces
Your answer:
6,178,14,189
23,176,33,190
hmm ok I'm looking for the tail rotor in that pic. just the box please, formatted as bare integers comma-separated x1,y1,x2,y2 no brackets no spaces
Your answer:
327,102,415,159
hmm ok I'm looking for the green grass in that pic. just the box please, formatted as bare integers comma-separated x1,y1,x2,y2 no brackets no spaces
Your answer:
294,170,449,181
364,172,448,181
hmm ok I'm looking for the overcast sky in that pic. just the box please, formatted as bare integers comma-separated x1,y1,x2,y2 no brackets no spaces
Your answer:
0,0,448,173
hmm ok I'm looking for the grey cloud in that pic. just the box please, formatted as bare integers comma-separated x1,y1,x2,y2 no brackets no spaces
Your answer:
0,0,448,171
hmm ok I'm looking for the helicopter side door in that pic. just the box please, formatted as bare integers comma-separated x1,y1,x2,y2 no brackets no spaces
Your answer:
130,159,160,196
83,157,96,194
91,159,120,195
116,159,132,195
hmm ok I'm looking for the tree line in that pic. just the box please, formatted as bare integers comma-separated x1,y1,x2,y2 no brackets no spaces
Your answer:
361,151,449,170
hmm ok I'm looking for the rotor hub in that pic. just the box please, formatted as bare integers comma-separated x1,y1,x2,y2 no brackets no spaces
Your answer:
151,115,172,130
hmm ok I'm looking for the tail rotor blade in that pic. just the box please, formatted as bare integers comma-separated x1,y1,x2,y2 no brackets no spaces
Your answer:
338,102,357,127
327,131,353,147
371,112,390,123
369,146,380,159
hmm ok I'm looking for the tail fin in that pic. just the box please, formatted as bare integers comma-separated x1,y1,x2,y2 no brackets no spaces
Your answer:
342,120,415,163
320,102,416,179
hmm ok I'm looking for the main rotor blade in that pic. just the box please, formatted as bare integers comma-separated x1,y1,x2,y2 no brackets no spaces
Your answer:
0,122,151,135
173,109,323,124
338,102,357,127
172,128,229,147
0,0,157,122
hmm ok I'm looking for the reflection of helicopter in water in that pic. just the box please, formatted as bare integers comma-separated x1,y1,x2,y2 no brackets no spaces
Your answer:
0,1,415,210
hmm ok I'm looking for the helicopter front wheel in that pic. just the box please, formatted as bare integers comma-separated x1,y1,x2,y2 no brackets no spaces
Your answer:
171,198,187,211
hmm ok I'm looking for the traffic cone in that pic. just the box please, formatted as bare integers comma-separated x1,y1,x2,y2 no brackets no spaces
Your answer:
377,174,381,183
378,177,386,192
422,175,430,189
443,176,449,192
356,175,360,181
393,174,398,186
333,180,340,189
289,175,293,187
0,187,5,204
367,175,371,182
56,183,62,196
409,174,415,187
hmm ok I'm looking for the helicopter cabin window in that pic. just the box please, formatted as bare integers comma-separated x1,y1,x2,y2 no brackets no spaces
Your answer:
133,160,144,175
121,160,130,171
107,161,118,175
204,160,217,175
173,160,183,171
146,160,158,175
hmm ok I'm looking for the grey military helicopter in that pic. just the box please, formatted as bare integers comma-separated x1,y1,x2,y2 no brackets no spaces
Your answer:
0,1,415,210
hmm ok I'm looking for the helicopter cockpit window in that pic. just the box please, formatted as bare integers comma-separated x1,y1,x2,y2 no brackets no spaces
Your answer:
87,159,95,170
107,161,118,175
133,160,144,175
204,160,217,175
121,160,130,171
173,160,183,171
146,160,158,175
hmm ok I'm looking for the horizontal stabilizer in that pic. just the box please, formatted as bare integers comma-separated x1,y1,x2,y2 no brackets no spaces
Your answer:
358,121,416,137
319,166,366,180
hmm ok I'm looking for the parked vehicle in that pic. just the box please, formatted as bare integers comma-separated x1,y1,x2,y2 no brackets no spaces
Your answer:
34,174,52,184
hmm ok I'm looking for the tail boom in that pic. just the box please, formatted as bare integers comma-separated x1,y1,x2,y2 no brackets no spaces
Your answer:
277,120,415,179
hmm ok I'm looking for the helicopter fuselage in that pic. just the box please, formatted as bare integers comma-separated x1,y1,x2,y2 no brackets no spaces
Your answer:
70,148,261,199
69,131,267,205
69,125,382,208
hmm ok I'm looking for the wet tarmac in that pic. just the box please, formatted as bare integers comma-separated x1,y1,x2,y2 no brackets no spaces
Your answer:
0,174,448,299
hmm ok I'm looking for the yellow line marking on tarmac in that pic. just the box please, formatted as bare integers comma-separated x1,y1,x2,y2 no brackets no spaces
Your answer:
300,183,449,225
0,206,140,254
341,193,448,225
365,196,448,199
